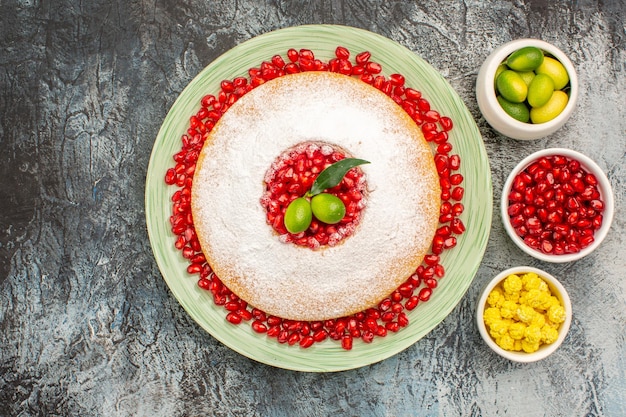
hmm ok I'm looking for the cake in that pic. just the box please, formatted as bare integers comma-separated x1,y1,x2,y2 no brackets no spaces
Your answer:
191,71,440,321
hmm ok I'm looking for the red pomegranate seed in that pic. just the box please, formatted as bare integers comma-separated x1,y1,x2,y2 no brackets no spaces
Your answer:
439,116,453,131
197,278,211,291
437,142,453,154
267,325,280,337
418,287,432,302
287,332,301,345
252,320,268,333
299,335,315,348
405,296,419,310
341,334,353,350
416,98,430,113
277,330,290,344
389,73,405,86
580,234,595,247
226,312,242,325
385,322,400,332
451,187,464,201
365,61,382,74
361,331,374,343
355,51,370,65
313,329,328,342
423,110,440,123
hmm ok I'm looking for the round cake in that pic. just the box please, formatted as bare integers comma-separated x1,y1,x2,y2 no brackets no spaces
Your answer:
191,71,440,321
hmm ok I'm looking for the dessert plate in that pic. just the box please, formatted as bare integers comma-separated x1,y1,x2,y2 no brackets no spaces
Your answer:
146,24,492,372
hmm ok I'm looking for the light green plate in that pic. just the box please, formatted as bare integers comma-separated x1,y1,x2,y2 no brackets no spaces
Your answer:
146,25,492,372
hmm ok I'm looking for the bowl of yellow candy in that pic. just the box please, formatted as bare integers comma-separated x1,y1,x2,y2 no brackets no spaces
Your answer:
476,266,572,362
476,39,578,140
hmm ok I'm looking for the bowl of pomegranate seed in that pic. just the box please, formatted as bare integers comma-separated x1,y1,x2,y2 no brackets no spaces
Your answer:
501,148,614,262
476,266,572,362
476,39,578,140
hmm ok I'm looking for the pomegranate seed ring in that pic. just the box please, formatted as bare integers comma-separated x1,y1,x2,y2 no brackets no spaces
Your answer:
165,46,465,350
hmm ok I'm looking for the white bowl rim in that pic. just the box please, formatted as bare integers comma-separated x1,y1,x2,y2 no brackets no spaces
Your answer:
476,266,572,363
476,38,579,140
501,148,615,263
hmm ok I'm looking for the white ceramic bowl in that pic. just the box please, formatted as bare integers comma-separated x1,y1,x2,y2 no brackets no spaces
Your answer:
501,148,614,263
476,39,578,140
476,266,572,363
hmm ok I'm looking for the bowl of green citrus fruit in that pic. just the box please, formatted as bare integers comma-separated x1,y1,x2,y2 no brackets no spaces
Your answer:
476,39,578,140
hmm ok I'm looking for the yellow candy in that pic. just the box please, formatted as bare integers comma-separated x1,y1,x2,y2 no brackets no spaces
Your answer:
517,305,537,323
484,307,502,326
487,287,505,308
541,326,559,344
525,324,542,344
497,334,515,351
522,272,542,290
530,312,546,328
509,322,527,340
489,319,512,338
483,272,566,353
526,289,551,311
547,295,560,308
522,339,540,353
548,304,566,324
504,290,520,303
503,274,523,294
500,300,519,319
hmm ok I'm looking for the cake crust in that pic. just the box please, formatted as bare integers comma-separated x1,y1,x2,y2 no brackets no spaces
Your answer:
191,71,440,321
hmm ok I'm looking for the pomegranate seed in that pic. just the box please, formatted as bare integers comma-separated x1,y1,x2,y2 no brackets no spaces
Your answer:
439,116,453,131
423,110,440,123
448,154,461,170
252,320,268,333
226,312,242,325
451,187,464,201
267,325,280,338
425,278,438,288
197,278,211,291
419,287,432,302
451,218,465,234
437,142,453,154
355,51,371,65
405,296,419,310
277,330,290,344
580,234,595,248
287,332,301,345
385,322,400,332
389,73,405,86
508,203,523,217
417,98,430,112
365,61,382,74
361,331,374,343
313,329,328,342
341,335,353,350
299,335,314,348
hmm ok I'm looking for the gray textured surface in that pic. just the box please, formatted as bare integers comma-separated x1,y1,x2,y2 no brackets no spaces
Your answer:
1,0,625,416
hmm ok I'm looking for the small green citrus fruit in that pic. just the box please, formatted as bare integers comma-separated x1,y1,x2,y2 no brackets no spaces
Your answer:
310,193,346,225
284,197,312,234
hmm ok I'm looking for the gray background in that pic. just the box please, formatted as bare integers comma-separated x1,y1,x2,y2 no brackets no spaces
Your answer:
1,1,624,416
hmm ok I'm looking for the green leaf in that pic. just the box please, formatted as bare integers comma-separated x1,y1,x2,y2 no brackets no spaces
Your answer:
308,158,370,197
